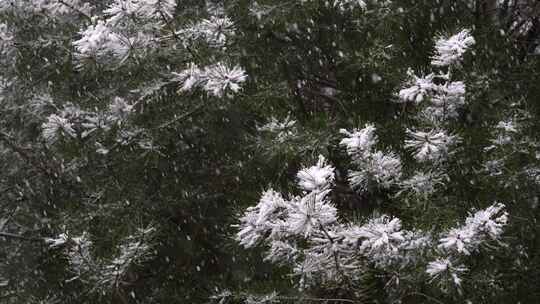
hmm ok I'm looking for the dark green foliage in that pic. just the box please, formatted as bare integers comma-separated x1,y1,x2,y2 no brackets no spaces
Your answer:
0,1,540,303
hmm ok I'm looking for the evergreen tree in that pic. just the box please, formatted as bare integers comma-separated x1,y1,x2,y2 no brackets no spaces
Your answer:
0,1,539,303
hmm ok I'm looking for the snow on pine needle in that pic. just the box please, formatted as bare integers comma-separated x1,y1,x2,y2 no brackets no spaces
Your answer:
47,227,156,290
172,63,205,92
257,116,297,143
172,62,247,97
74,0,177,68
236,157,338,242
339,123,378,157
404,129,459,163
487,119,521,147
177,16,235,48
104,0,177,24
41,99,135,147
347,150,402,192
438,203,509,255
286,191,338,237
340,215,413,268
296,155,335,192
340,124,402,192
334,0,367,11
73,20,130,65
235,27,510,297
236,154,510,293
236,189,289,249
398,73,467,121
397,30,473,125
0,23,13,55
398,71,439,104
39,0,94,17
42,114,77,144
46,232,96,279
431,29,476,67
399,170,444,198
100,226,156,288
426,258,467,289
203,63,248,97
426,80,467,120
301,0,392,12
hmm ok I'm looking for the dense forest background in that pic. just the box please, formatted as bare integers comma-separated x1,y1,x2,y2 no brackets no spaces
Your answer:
1,0,540,303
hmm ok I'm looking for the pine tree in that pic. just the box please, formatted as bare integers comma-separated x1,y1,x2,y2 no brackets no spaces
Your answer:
1,1,540,304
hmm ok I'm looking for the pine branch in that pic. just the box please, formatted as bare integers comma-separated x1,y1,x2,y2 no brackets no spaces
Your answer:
276,296,358,303
405,292,445,304
0,231,44,242
56,0,92,21
0,131,56,179
154,103,205,130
